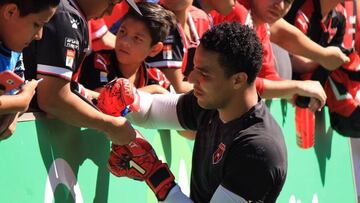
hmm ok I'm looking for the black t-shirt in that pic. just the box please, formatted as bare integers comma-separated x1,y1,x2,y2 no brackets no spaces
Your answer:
177,92,287,203
23,0,89,109
23,0,89,82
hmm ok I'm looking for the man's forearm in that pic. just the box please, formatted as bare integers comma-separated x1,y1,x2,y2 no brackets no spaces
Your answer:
127,91,184,130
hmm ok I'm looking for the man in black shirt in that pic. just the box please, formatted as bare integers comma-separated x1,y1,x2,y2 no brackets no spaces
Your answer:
103,22,287,202
22,0,141,145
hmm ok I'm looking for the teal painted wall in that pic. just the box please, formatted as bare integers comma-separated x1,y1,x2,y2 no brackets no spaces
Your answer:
0,100,356,202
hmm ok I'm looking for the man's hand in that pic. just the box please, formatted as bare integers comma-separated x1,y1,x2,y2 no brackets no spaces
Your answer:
108,131,175,201
295,80,327,112
320,46,350,71
97,78,140,117
0,113,19,140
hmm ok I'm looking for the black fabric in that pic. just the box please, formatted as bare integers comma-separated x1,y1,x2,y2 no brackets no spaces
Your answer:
183,47,196,79
145,26,184,69
79,50,120,90
284,0,307,24
176,92,287,203
23,0,89,110
330,107,360,137
148,166,172,188
287,0,346,108
79,49,167,91
24,0,89,76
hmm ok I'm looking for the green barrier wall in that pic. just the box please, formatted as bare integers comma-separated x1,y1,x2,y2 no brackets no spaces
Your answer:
0,100,357,203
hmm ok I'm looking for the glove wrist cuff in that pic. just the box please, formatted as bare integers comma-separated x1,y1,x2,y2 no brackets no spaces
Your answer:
146,163,175,201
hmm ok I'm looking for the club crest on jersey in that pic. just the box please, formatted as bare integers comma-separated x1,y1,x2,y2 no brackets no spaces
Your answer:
213,143,226,164
163,45,172,60
66,49,76,68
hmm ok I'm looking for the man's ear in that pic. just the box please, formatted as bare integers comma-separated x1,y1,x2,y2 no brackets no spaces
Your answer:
3,4,18,20
148,42,163,57
232,72,248,89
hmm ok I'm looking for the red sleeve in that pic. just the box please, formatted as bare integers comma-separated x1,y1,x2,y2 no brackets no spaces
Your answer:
356,22,360,53
342,2,355,49
210,2,248,25
103,2,129,28
147,67,171,89
89,19,108,40
256,24,281,81
189,6,211,38
255,77,264,96
356,3,360,53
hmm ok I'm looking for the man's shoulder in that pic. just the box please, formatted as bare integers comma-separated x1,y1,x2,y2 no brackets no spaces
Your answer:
232,101,283,140
51,0,87,28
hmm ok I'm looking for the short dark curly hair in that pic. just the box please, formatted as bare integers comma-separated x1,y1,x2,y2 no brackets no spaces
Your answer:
0,0,59,16
200,22,263,84
123,2,177,46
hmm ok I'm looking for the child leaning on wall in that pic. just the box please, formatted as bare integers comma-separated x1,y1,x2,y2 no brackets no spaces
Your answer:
0,0,59,140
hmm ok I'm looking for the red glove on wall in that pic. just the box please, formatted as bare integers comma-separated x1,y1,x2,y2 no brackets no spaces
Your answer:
97,78,140,116
108,131,175,201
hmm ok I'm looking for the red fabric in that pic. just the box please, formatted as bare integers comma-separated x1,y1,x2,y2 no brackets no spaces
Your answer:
356,1,360,52
325,70,360,117
89,1,129,46
237,0,250,10
147,68,171,89
343,0,355,49
189,6,212,38
211,1,281,81
90,18,106,32
255,77,264,95
103,2,129,28
210,2,248,25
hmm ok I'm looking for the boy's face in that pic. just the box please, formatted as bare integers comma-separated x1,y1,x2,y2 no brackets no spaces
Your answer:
115,17,161,65
188,45,236,110
0,5,56,51
251,0,293,24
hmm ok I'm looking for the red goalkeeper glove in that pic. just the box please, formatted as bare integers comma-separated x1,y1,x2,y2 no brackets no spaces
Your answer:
108,131,175,201
97,78,140,117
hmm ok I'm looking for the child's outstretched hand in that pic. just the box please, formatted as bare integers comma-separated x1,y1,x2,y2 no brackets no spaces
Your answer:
18,79,41,107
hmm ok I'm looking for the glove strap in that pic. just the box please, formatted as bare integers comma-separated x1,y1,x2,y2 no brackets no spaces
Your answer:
146,163,175,201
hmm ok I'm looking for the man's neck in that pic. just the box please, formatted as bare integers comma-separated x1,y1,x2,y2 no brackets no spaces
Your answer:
218,85,258,123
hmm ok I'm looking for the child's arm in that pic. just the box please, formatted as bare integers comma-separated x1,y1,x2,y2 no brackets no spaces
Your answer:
0,80,39,114
270,18,349,70
0,113,19,140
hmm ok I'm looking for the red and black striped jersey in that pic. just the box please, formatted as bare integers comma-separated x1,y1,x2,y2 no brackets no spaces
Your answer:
79,50,170,91
146,6,211,78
